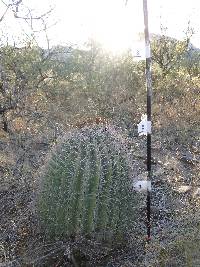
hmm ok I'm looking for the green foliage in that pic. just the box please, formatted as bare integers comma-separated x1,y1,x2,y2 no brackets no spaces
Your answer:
151,34,188,76
183,47,200,78
37,125,137,239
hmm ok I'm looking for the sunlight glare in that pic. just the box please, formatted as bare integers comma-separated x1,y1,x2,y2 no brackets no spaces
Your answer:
86,1,144,53
54,0,144,53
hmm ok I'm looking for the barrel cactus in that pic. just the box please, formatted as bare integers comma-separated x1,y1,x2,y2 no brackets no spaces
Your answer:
37,125,138,239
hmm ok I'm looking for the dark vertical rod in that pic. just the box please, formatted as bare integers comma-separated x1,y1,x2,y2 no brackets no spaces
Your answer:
143,0,152,241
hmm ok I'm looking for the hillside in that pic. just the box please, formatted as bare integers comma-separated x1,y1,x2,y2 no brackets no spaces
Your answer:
0,38,199,266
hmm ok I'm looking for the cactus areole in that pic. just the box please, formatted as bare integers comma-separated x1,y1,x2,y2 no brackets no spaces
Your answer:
37,125,137,239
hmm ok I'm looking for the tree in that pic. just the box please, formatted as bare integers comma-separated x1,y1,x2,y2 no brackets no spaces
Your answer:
184,45,200,79
151,33,189,76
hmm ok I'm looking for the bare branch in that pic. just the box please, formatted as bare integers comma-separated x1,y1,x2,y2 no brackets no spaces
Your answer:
0,5,10,22
13,7,53,20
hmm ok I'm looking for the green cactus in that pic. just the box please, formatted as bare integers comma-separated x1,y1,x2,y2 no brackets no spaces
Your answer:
37,125,137,239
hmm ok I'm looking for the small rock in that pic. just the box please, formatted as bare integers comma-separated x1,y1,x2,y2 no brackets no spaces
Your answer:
175,185,192,193
174,185,200,197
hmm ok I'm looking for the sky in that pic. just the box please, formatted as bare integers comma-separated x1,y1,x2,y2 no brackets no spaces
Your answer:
0,0,199,52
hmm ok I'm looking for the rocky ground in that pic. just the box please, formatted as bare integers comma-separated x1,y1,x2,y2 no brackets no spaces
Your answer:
0,127,199,266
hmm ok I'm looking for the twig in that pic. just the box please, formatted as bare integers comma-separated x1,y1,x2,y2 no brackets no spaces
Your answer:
0,5,10,22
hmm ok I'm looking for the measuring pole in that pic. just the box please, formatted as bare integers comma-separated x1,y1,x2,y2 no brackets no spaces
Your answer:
143,0,152,241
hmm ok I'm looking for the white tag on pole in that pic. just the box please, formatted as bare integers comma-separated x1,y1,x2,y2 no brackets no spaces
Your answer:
138,114,151,136
131,40,146,60
131,37,151,60
133,180,151,192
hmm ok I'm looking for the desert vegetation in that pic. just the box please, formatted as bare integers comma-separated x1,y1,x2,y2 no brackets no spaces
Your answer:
0,2,200,266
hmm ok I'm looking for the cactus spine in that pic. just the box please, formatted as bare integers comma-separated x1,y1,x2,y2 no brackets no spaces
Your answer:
37,126,136,239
